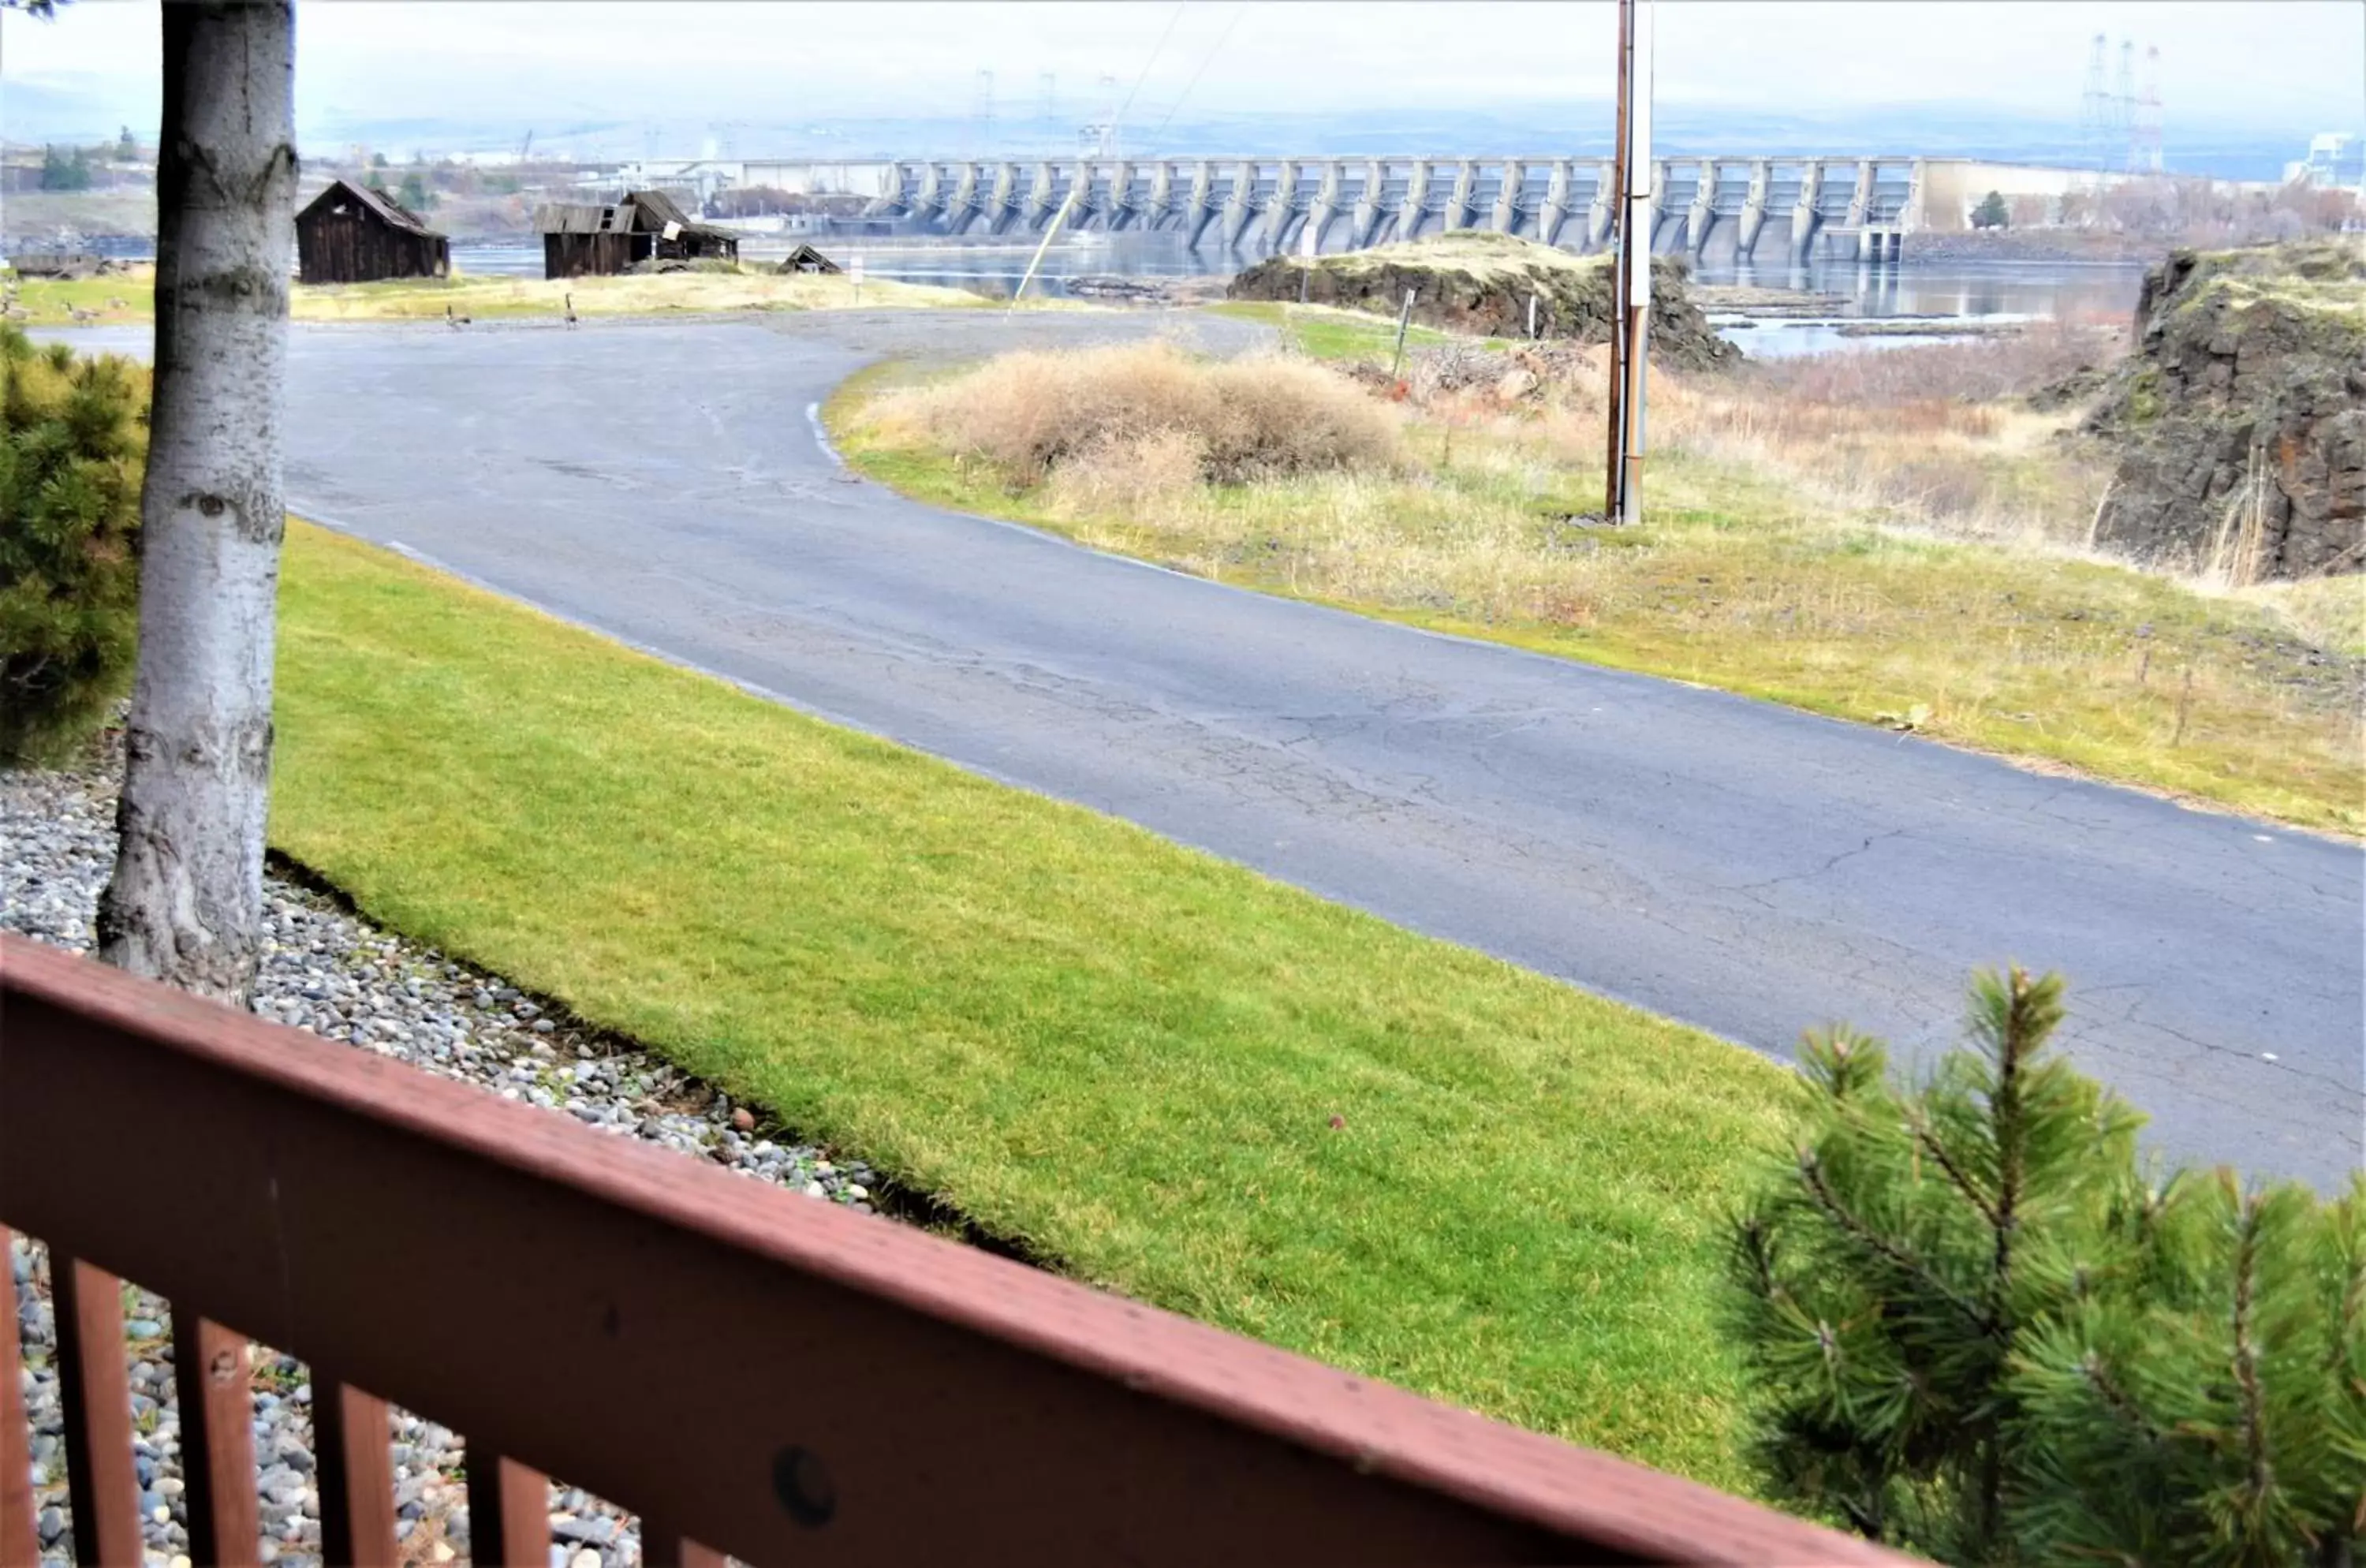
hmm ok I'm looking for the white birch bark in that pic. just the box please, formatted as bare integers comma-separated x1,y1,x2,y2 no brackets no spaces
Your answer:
96,1,297,1004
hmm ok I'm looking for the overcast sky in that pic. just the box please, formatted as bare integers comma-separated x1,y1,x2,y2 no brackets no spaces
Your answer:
6,1,2361,151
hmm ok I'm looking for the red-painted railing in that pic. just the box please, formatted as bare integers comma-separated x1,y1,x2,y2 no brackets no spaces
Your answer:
0,932,1905,1566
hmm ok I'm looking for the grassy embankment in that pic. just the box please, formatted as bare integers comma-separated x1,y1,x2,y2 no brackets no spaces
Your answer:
3,263,1005,327
270,519,1793,1491
1208,299,1465,360
828,336,2364,835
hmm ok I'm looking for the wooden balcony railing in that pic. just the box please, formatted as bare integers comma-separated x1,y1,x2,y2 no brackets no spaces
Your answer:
0,931,1905,1565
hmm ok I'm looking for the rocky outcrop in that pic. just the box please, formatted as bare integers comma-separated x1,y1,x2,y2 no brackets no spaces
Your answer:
1226,231,1739,371
2088,241,2364,581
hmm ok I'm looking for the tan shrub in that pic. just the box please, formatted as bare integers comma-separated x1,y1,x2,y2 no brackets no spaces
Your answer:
1043,429,1208,514
875,341,1400,487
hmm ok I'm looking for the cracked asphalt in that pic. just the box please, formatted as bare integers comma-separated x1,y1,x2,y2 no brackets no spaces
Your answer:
47,314,2364,1189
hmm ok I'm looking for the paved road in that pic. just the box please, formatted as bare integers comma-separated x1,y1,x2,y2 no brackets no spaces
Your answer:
50,316,2364,1188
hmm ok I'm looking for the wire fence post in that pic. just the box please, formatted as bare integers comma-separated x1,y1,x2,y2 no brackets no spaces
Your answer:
1390,289,1416,382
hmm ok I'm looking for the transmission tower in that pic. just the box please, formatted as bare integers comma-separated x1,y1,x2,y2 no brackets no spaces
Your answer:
1038,72,1058,154
2079,34,2111,177
1098,73,1121,159
2115,39,2137,170
970,69,996,159
2131,46,2163,174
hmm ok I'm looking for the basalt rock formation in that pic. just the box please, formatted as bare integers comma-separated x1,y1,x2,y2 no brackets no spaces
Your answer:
2088,241,2364,581
1227,230,1739,372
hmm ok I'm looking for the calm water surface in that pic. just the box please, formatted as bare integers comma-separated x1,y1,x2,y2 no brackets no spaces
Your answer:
437,236,2151,360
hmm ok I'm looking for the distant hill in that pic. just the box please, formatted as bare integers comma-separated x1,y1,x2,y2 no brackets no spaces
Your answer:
6,77,2331,185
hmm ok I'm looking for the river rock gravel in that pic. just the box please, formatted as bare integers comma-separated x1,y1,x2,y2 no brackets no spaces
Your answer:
4,754,882,1568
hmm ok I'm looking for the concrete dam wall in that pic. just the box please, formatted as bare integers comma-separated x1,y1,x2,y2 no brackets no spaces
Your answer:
823,156,2103,261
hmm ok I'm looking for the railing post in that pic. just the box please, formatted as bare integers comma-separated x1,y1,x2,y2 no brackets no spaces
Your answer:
0,1229,43,1568
54,1255,144,1567
173,1315,260,1566
315,1378,398,1566
463,1450,550,1567
639,1517,729,1568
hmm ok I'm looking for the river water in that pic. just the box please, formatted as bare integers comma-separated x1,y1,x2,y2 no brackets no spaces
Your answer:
432,236,2152,360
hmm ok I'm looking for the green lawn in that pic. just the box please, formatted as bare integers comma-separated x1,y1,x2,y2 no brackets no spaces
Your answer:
269,521,1792,1491
1205,299,1480,360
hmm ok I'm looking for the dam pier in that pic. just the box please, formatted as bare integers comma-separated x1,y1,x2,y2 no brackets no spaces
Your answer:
697,155,2124,262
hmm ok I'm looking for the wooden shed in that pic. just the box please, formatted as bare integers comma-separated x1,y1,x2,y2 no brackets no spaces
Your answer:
296,179,448,284
778,244,842,274
535,189,739,280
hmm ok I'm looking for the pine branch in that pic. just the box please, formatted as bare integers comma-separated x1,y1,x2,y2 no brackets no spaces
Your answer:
1988,969,2036,1318
1797,1150,1995,1337
1903,1102,2004,1231
2229,1182,2273,1519
2079,1348,2169,1451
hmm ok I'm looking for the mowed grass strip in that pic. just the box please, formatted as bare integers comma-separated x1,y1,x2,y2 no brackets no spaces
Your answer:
1205,299,1466,360
270,521,1789,1490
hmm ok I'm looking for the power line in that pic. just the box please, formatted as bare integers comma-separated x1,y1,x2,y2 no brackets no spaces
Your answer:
1140,4,1245,155
1106,0,1191,157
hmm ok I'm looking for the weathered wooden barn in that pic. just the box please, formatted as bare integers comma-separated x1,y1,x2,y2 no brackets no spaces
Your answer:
534,189,739,279
295,180,449,284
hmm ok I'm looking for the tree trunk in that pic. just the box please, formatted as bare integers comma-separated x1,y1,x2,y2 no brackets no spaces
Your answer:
95,1,297,1005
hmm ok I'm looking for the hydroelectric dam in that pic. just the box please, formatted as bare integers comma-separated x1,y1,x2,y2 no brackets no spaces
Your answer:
718,155,2109,262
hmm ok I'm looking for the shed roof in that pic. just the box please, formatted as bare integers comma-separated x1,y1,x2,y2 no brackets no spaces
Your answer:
302,178,442,237
781,244,842,274
535,202,639,235
621,189,737,242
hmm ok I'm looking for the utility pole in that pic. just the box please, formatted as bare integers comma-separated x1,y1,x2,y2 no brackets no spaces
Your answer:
1603,0,1653,525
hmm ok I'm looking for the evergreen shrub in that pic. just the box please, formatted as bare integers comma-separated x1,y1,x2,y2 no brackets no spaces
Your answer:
0,324,148,763
1726,965,2364,1566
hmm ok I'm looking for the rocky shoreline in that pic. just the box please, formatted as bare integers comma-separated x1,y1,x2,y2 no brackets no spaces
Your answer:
3,753,886,1568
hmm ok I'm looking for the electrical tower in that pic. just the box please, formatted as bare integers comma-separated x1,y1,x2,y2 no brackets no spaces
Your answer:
2115,39,2137,170
2079,34,2111,177
1098,73,1121,159
970,69,996,160
1038,72,1058,154
2131,46,2163,174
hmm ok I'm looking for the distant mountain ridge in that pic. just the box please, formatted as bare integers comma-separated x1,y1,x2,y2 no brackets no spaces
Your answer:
5,79,2332,185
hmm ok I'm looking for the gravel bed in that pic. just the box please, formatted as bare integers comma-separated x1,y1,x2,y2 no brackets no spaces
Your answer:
5,756,883,1568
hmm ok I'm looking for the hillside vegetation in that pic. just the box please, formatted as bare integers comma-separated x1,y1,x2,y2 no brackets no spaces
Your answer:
1228,230,1738,369
834,328,2363,834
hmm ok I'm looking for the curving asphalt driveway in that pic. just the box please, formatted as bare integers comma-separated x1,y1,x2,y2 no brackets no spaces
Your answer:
48,314,2365,1189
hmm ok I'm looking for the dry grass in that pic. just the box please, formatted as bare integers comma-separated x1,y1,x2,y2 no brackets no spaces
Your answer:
293,268,996,321
864,338,1402,486
834,339,2364,834
1652,322,2129,554
4,264,1009,326
1320,230,1612,286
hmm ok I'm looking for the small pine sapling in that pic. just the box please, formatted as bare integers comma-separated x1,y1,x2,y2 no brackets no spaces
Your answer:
2011,1167,2365,1567
1724,966,2147,1560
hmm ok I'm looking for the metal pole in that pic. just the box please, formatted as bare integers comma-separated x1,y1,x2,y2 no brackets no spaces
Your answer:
1009,192,1077,310
1390,288,1416,382
1603,0,1654,526
1618,0,1654,525
1602,0,1632,521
